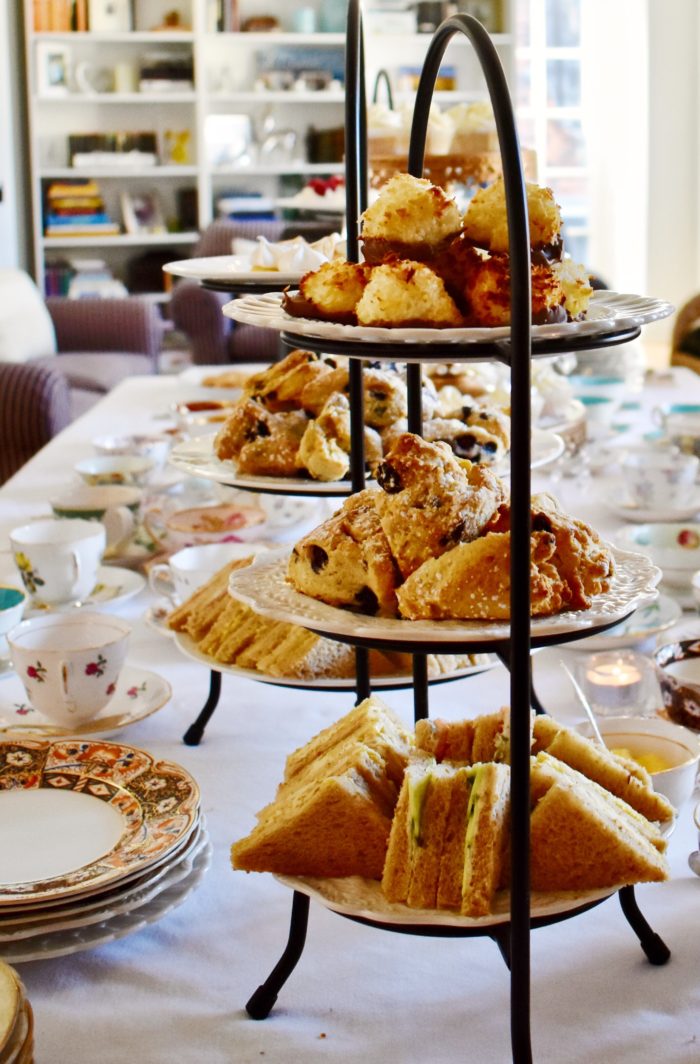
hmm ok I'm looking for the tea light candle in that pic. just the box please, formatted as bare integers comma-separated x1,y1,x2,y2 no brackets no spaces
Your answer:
583,653,645,713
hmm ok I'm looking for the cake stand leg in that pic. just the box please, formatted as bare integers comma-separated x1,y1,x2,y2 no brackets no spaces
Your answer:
489,926,512,970
618,886,671,965
495,649,545,715
182,669,222,746
246,891,311,1019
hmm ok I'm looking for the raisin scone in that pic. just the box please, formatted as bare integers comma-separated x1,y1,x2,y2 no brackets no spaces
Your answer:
396,529,568,620
486,493,614,609
287,488,400,615
300,363,408,429
214,400,308,477
374,433,507,578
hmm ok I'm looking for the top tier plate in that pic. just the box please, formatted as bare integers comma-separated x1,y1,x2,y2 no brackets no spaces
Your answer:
223,291,673,361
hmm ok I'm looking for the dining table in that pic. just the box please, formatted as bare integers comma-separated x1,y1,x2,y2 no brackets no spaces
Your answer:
0,363,699,1064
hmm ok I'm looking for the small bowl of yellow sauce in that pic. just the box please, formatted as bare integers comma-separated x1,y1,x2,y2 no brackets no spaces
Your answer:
576,715,700,810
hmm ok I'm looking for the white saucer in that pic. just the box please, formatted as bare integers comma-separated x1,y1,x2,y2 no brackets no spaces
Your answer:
0,664,172,736
27,566,145,614
144,602,175,638
566,593,683,651
599,478,700,523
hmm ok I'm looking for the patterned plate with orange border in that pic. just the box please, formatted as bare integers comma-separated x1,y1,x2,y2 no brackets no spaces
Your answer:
0,739,199,905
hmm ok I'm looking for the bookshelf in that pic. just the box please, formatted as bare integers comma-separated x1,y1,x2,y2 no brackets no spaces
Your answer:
23,0,515,296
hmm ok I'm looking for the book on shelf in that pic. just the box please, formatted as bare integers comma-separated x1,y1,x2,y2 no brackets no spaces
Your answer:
45,222,122,236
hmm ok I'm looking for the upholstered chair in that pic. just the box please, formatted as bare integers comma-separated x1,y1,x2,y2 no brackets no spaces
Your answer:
0,361,72,483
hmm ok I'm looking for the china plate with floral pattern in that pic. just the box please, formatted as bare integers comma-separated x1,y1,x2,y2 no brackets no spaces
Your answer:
0,737,199,904
0,666,171,738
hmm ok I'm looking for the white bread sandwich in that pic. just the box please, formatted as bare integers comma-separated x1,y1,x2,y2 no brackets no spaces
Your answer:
231,697,413,879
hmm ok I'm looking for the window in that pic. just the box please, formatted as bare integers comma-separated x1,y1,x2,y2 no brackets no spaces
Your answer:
516,0,589,266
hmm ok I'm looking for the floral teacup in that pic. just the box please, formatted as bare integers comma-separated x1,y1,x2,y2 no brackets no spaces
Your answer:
8,611,130,727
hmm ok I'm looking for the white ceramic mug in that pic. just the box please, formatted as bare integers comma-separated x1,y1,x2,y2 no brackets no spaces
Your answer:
10,518,105,606
149,542,268,605
51,485,142,553
8,611,130,727
621,450,699,510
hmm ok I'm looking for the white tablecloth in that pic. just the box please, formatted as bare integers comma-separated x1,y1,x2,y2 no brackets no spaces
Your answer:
1,369,699,1064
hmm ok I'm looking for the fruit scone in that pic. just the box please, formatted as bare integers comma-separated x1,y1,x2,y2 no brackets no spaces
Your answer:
287,432,614,620
282,172,592,328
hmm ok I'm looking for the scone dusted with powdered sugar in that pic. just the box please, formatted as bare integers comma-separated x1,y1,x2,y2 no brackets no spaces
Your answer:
286,432,614,620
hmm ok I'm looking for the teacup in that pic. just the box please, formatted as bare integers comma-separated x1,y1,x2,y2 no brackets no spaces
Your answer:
0,586,27,663
146,502,266,551
149,542,269,605
8,611,130,727
51,485,142,554
74,454,155,487
621,450,699,510
653,404,700,457
92,433,172,470
577,395,620,432
10,518,105,606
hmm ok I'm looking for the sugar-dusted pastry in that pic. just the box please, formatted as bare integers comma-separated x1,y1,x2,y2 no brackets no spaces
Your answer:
463,404,511,450
462,177,564,261
242,348,338,412
287,488,399,615
355,261,465,329
360,172,463,264
487,493,614,610
374,433,507,578
283,260,371,324
396,529,568,620
425,417,508,465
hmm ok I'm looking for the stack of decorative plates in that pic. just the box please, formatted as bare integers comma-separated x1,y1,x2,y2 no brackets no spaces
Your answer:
0,738,210,963
0,961,33,1063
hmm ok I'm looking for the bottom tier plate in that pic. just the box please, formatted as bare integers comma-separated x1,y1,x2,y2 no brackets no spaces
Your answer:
275,874,614,929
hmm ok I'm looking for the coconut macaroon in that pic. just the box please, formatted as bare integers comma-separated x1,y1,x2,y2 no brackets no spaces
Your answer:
360,173,463,263
462,177,563,259
464,255,566,327
283,260,371,323
552,258,594,320
355,261,465,328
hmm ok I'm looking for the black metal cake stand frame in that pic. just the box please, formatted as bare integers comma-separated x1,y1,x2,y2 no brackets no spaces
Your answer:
176,6,669,1060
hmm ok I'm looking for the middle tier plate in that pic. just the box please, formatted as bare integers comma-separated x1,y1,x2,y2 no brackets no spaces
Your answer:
228,547,662,650
168,429,564,495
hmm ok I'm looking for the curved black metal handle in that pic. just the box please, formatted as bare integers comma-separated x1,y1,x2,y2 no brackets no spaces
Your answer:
372,68,394,109
408,16,533,1064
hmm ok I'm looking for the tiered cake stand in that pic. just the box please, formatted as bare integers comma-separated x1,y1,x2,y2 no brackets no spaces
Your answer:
171,7,672,1061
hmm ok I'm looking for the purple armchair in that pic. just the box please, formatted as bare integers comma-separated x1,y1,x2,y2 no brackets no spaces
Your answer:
169,219,337,365
0,268,166,418
0,361,72,483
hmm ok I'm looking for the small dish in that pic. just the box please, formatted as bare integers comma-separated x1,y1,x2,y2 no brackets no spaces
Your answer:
575,714,700,809
568,593,682,652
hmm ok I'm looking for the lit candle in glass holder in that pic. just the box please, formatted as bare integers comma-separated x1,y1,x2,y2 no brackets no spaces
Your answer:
581,650,657,716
